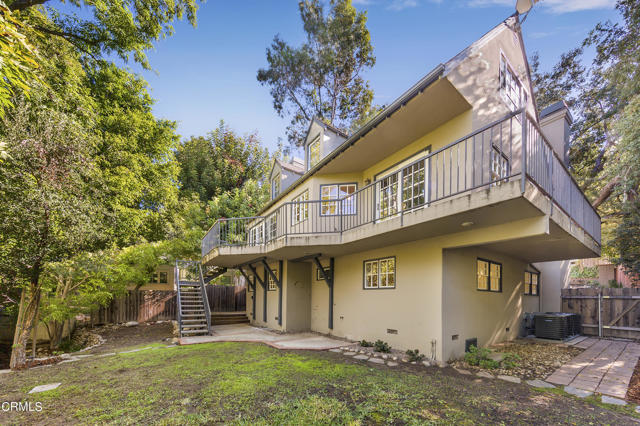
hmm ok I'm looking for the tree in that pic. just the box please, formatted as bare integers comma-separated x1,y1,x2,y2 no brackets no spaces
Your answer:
531,0,640,268
176,122,270,203
0,95,106,368
257,0,375,146
207,179,270,221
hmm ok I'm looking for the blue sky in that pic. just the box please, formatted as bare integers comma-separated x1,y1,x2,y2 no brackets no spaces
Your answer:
129,0,619,153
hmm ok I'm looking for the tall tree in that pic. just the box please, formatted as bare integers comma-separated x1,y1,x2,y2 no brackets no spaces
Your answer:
176,122,270,203
531,0,640,274
257,0,376,146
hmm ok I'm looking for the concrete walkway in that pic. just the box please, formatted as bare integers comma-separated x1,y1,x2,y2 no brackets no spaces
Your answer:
547,337,640,399
179,324,355,351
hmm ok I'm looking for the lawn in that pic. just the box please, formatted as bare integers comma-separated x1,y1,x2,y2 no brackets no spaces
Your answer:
2,336,640,424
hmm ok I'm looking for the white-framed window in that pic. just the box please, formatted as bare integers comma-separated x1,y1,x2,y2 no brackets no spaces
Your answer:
249,223,264,246
150,272,167,284
292,190,309,225
321,183,357,216
271,174,280,199
402,161,426,210
267,268,278,291
308,137,321,169
266,215,277,241
364,257,396,289
524,271,539,295
477,259,501,292
378,174,399,219
490,147,510,186
500,54,527,113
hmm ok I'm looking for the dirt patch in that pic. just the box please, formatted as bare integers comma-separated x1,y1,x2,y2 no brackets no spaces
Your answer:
86,322,173,354
451,339,583,380
626,358,640,403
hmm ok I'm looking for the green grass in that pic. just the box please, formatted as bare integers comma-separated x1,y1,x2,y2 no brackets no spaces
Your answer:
1,342,639,425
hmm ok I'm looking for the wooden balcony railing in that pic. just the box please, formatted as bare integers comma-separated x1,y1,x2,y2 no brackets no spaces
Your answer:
202,110,601,257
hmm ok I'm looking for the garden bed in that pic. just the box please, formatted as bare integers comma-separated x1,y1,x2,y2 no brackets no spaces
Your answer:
450,339,583,380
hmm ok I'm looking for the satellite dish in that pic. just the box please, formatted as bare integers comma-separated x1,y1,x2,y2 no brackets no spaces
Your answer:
516,0,534,14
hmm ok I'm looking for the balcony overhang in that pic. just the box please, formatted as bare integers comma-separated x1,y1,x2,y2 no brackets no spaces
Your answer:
202,180,600,268
318,77,471,175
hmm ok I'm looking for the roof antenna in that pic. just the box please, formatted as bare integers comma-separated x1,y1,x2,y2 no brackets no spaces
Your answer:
515,0,538,25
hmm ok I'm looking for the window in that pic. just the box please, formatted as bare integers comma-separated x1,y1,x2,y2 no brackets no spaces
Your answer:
292,190,309,225
266,215,277,241
271,174,280,199
402,161,426,210
159,272,168,284
308,137,321,169
150,272,158,283
267,268,278,291
321,183,357,216
249,223,264,246
500,54,527,113
378,174,399,218
477,259,501,292
490,147,510,185
316,266,330,281
524,271,539,295
364,257,396,289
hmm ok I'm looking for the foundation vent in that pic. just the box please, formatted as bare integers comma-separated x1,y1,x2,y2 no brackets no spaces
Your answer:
386,329,398,335
465,338,478,352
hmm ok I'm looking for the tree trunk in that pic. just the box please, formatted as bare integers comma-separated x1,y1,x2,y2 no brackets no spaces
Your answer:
10,282,41,369
48,321,65,351
592,176,620,209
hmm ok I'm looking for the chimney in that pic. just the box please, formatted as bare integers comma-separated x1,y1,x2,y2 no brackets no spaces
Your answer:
539,101,572,167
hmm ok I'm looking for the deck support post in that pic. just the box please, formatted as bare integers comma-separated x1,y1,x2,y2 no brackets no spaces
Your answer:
312,256,334,330
262,259,283,326
237,266,256,320
247,263,267,323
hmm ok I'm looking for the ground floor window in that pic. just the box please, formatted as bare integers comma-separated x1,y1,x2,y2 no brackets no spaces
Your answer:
267,268,278,291
364,257,396,289
477,258,501,292
524,271,539,295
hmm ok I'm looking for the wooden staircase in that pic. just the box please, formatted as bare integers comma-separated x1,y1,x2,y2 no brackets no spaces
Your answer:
211,312,250,326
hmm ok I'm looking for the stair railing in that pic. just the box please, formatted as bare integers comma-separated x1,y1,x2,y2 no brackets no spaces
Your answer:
197,262,212,335
175,260,183,338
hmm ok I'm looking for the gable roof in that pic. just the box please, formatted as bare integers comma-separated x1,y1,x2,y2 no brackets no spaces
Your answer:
303,117,349,147
277,159,305,175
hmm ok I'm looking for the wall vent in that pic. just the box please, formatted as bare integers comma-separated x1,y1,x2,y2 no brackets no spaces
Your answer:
465,337,478,352
387,329,398,335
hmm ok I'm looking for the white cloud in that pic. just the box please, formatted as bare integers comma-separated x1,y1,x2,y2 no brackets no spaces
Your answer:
351,0,374,4
387,0,419,11
467,0,616,13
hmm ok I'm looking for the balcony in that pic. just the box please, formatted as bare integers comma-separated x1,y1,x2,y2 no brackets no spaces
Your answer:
202,111,601,266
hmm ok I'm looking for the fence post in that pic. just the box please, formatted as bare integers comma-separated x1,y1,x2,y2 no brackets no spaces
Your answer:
598,287,602,338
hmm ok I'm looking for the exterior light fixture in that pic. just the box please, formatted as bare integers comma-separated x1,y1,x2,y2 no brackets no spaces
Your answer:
461,221,474,227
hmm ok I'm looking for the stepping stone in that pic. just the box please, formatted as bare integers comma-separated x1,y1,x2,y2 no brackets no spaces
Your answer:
387,361,398,367
329,348,342,353
368,358,385,364
454,368,472,375
353,354,369,360
477,371,494,379
526,379,555,389
98,353,116,357
422,360,432,367
601,395,627,406
497,375,521,384
343,351,357,356
564,386,593,398
75,354,93,358
59,358,80,364
29,383,61,394
0,369,12,374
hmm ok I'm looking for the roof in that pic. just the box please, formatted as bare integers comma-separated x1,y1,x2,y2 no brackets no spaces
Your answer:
276,159,305,175
303,117,349,146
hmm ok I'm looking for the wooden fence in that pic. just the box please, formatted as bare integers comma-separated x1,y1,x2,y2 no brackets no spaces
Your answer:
92,284,247,325
562,287,640,339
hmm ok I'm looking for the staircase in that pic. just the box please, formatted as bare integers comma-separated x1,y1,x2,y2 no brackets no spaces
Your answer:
176,260,212,337
211,312,250,326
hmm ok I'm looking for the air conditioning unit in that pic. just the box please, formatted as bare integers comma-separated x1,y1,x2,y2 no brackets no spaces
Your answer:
534,313,581,340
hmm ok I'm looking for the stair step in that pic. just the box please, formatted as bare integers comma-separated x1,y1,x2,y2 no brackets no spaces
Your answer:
181,330,209,335
182,315,206,318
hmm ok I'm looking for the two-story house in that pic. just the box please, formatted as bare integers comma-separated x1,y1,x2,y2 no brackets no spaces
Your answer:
200,15,600,362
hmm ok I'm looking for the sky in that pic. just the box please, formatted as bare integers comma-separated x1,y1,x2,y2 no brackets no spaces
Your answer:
125,0,620,153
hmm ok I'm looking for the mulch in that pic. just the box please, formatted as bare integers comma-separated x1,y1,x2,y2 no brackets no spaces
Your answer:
626,358,640,403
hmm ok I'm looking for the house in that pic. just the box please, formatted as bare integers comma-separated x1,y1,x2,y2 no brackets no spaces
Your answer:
200,15,601,362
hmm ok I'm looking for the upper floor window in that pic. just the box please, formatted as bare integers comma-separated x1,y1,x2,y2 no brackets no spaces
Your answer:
364,257,396,289
500,54,527,112
477,258,501,292
321,183,357,216
401,161,426,210
249,223,263,246
292,190,309,225
524,271,539,295
266,215,277,241
308,137,321,169
271,174,280,199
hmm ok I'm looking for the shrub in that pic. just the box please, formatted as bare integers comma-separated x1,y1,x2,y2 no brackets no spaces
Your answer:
406,349,425,362
479,359,500,369
464,345,493,367
501,352,521,369
374,340,391,353
359,339,373,347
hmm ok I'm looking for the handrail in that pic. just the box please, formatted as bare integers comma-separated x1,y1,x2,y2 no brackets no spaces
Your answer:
175,260,183,338
197,262,212,335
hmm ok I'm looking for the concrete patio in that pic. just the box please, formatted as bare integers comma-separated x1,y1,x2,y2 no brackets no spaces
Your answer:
178,323,356,350
547,337,640,399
